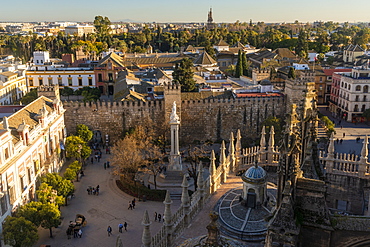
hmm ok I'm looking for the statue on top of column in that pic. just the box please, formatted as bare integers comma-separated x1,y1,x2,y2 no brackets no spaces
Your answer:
170,101,180,123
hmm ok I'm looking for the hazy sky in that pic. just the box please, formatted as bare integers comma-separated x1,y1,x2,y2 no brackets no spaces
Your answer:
1,0,370,23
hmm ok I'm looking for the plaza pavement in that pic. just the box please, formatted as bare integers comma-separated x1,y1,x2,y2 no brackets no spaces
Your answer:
318,106,370,156
34,152,180,247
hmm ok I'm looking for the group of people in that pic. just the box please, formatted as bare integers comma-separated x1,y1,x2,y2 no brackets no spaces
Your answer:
87,185,100,195
154,212,162,222
128,198,136,210
66,221,83,239
107,222,128,236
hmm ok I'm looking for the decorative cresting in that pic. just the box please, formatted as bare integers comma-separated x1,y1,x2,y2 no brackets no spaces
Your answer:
260,125,266,150
209,150,217,194
141,210,152,247
197,162,205,201
319,134,370,178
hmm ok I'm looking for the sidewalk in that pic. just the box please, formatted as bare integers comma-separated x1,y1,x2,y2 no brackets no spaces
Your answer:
34,151,180,247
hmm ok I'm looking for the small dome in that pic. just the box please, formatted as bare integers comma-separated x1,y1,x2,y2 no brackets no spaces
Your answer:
242,164,267,184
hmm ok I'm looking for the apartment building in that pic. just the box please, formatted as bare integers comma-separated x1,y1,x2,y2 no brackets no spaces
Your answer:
0,86,66,233
329,67,370,122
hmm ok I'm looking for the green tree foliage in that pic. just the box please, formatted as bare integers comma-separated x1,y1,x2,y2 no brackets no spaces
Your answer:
74,87,101,102
36,183,64,206
321,116,335,137
262,117,284,143
2,216,38,247
94,16,112,44
235,50,243,78
288,67,296,79
17,201,43,226
65,135,91,161
68,161,82,182
362,108,370,121
38,203,61,238
60,87,74,99
296,29,308,59
172,57,196,92
20,89,38,105
41,173,75,206
76,124,93,142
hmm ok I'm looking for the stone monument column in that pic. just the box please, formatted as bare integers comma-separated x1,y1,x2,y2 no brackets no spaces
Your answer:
169,101,182,171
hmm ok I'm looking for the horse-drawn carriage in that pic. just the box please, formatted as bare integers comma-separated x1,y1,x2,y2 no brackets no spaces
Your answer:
66,214,87,238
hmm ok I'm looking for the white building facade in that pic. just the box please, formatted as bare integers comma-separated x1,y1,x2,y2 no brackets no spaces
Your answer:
0,72,27,105
26,69,95,90
0,91,66,233
330,68,370,122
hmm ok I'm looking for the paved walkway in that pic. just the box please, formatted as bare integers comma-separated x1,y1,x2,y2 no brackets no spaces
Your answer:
319,106,370,156
34,152,180,247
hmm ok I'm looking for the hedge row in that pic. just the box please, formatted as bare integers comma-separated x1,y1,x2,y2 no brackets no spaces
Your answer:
116,178,166,201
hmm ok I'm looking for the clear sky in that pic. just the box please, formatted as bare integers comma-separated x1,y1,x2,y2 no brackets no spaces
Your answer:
1,0,370,23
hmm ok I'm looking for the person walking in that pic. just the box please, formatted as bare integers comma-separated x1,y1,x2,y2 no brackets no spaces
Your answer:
154,212,158,222
66,227,73,239
132,199,135,209
128,202,133,210
343,132,346,138
124,222,128,231
104,163,107,170
158,213,161,222
118,223,123,233
78,229,82,238
107,226,112,236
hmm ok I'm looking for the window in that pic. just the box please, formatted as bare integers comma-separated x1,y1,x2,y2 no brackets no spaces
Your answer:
0,195,8,216
356,85,361,91
39,78,43,86
27,168,32,184
364,95,367,102
48,77,53,85
29,79,33,87
364,85,369,93
362,105,366,112
98,74,102,81
88,78,93,86
9,186,16,204
320,77,322,82
356,95,359,102
68,77,73,86
354,105,359,112
108,73,113,82
348,85,351,90
58,77,63,86
4,147,9,160
78,78,83,86
20,176,25,193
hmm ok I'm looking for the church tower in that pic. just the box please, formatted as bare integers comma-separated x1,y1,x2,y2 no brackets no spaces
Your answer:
207,8,215,30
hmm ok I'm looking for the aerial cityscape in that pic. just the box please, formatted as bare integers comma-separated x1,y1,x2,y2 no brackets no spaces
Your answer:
0,5,370,247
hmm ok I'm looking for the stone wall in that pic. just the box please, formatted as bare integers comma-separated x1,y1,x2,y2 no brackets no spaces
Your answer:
325,174,370,214
62,95,286,144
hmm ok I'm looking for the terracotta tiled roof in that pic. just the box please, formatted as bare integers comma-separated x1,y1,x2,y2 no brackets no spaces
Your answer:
193,52,216,65
214,39,229,47
122,56,184,66
272,48,297,59
97,52,125,68
235,92,283,98
322,68,352,76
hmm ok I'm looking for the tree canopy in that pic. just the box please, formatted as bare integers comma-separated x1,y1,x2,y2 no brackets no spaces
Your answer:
65,135,92,161
2,216,38,247
172,57,196,92
76,124,93,143
41,173,75,205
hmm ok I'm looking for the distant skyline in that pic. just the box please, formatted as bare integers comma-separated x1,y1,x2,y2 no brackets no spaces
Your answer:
1,0,370,23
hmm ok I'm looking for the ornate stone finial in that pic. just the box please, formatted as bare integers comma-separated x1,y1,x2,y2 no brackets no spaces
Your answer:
328,132,335,154
141,210,151,247
229,132,235,155
235,129,241,153
361,136,368,160
197,162,205,193
210,150,216,175
169,101,180,124
205,211,221,246
268,126,275,150
220,140,226,165
3,116,10,131
163,190,173,228
181,175,190,206
260,126,266,150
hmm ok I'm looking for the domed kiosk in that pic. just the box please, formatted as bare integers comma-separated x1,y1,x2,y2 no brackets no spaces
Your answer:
241,162,267,208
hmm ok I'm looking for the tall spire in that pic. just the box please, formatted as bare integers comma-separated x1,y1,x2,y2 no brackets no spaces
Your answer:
209,150,216,176
229,132,235,156
268,126,275,151
260,126,266,150
361,135,368,160
235,129,241,154
220,140,226,165
141,210,152,247
328,132,335,154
